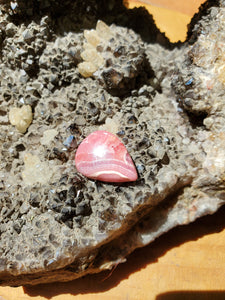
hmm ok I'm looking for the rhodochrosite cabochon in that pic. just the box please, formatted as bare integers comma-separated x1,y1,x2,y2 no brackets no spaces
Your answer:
75,130,138,182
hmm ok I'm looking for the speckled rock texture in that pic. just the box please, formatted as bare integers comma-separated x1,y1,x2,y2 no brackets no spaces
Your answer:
0,0,225,286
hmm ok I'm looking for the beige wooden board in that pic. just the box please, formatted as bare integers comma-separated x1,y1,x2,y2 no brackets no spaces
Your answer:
126,0,205,41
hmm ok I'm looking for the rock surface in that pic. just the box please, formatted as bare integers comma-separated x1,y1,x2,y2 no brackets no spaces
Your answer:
0,0,225,286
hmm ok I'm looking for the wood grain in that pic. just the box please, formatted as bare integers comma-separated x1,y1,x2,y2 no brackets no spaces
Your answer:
126,0,205,42
1,2,225,299
127,0,205,15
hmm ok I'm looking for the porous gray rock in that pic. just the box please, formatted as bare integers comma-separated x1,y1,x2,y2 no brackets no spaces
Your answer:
0,0,225,286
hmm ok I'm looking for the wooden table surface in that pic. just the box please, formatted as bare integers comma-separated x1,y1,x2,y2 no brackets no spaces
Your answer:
127,0,205,42
2,1,225,300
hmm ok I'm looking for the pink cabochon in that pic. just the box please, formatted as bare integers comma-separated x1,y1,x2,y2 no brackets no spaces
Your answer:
75,130,138,182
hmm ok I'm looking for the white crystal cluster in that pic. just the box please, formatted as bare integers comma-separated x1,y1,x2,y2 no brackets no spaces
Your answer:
8,105,33,133
40,129,58,146
22,153,55,185
99,113,123,134
78,20,113,77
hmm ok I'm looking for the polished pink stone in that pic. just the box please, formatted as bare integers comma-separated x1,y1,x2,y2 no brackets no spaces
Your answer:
75,130,138,182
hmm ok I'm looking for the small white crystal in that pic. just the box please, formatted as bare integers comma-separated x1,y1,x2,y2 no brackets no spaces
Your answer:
40,129,58,145
9,105,32,133
84,29,101,47
83,42,95,50
78,61,98,78
22,153,54,185
96,20,113,41
81,49,104,68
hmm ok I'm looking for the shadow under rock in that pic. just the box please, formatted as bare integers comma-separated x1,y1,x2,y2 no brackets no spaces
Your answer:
24,204,225,299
